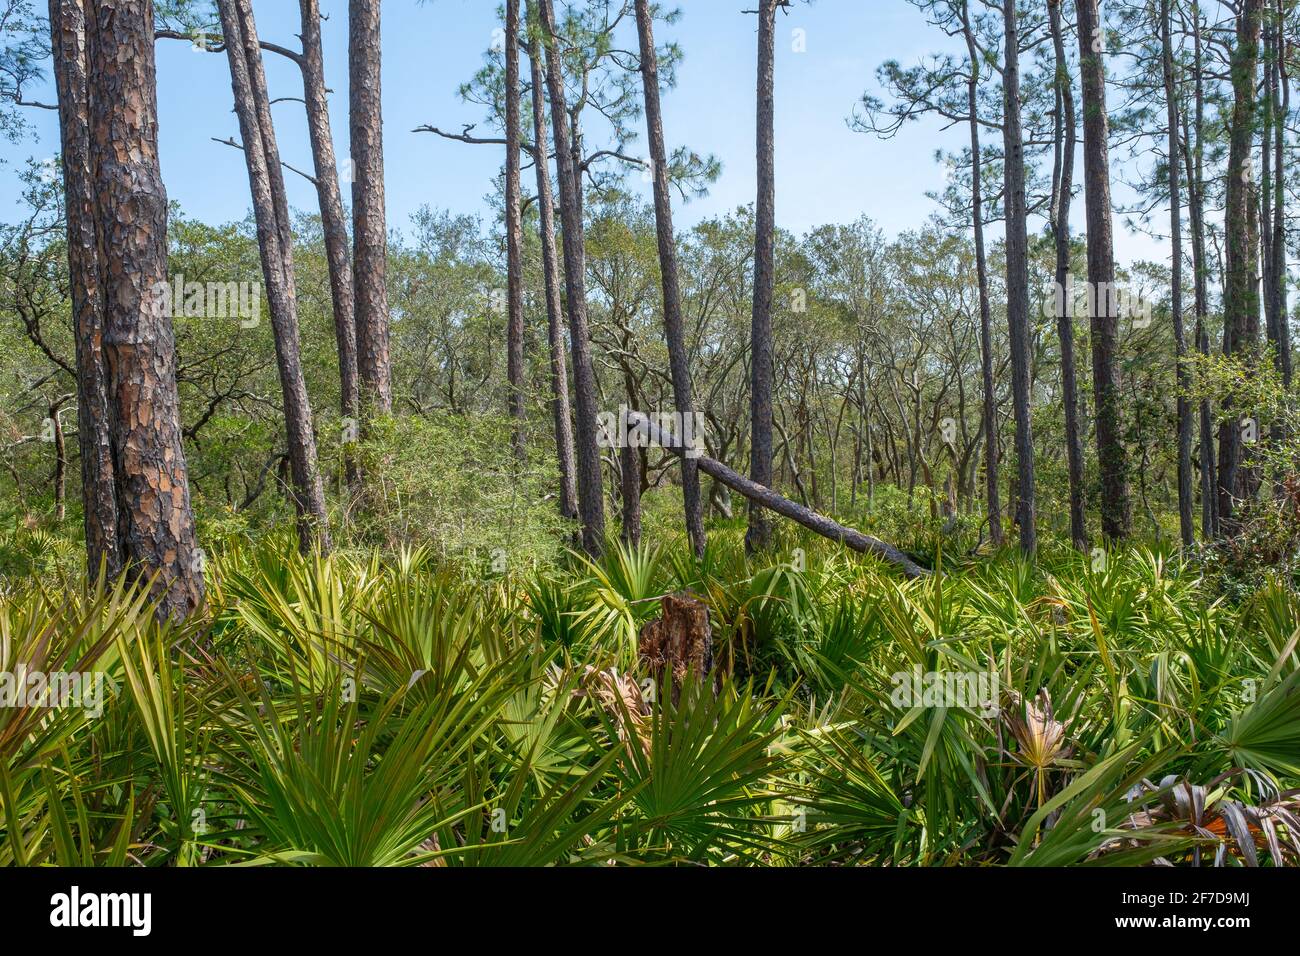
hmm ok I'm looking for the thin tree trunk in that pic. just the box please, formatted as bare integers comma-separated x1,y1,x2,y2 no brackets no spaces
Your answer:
1002,0,1037,555
537,0,605,557
505,0,527,460
1162,0,1194,546
525,9,579,528
1217,0,1264,530
960,0,1002,549
350,0,391,417
1184,0,1217,537
1048,0,1088,551
217,0,331,553
298,0,359,484
86,0,203,618
634,0,706,558
746,0,777,555
1077,0,1131,543
49,0,121,578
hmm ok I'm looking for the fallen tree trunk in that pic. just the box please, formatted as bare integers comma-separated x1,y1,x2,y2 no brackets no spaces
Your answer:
627,412,929,579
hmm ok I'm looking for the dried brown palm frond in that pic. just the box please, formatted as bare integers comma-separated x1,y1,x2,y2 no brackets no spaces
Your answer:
1114,772,1300,866
574,665,652,758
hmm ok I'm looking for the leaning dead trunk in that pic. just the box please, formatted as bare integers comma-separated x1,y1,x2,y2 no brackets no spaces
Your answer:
628,412,928,579
86,0,203,618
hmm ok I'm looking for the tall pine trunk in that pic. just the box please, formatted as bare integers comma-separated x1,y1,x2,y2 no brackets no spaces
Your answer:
350,0,392,417
299,0,359,480
505,0,527,461
86,0,203,618
525,6,579,528
1001,0,1036,555
1162,0,1194,546
537,0,605,557
1077,0,1131,543
217,0,332,553
1217,0,1264,530
960,0,1002,549
746,0,777,555
49,0,121,578
1048,0,1088,551
1184,0,1217,537
634,0,706,558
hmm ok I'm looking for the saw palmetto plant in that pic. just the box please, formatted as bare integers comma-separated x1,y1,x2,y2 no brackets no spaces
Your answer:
1,536,1297,867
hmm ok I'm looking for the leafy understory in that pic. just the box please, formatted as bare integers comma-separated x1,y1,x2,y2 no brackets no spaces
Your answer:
2,532,1297,867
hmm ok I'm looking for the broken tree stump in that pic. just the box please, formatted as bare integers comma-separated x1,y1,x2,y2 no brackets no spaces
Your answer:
639,592,714,703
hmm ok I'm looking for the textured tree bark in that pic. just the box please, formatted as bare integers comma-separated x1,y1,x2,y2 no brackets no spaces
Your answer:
349,0,392,417
1161,0,1195,547
634,0,706,559
1077,0,1132,543
639,592,713,703
298,0,359,482
1184,0,1217,538
746,0,777,556
1217,0,1263,530
85,0,203,618
525,12,579,529
1001,0,1037,556
1048,0,1088,552
628,413,928,578
1270,0,1290,390
49,0,121,578
959,0,1002,550
537,0,606,557
505,0,527,461
217,0,331,553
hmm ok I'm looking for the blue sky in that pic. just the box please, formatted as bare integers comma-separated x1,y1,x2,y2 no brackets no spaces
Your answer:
5,0,1163,264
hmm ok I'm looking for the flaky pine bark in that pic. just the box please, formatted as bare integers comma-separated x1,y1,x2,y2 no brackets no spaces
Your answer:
746,0,777,555
298,0,359,469
217,0,331,552
959,0,1002,550
525,8,579,528
633,0,706,558
1161,0,1194,547
537,0,606,557
85,0,203,617
1217,0,1263,529
505,0,527,461
49,0,121,578
349,0,392,417
1001,0,1036,555
1077,0,1131,543
1047,0,1088,552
